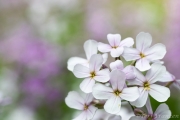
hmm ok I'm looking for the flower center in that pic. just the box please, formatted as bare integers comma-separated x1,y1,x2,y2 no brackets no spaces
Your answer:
146,115,154,120
84,104,88,110
114,90,121,96
143,81,150,90
112,46,118,49
90,72,96,78
140,52,146,58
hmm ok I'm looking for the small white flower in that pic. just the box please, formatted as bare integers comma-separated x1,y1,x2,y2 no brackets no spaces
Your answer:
65,91,97,120
110,60,135,80
73,54,110,93
130,63,170,107
130,103,171,120
98,34,134,57
122,32,166,71
92,70,139,115
67,40,108,71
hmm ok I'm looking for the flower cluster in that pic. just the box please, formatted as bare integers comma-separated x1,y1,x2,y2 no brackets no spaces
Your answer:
65,32,177,120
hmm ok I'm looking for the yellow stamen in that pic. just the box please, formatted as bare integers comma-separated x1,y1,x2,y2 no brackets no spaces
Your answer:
140,52,146,58
84,104,88,110
112,46,118,49
114,90,121,96
90,72,96,78
144,81,150,90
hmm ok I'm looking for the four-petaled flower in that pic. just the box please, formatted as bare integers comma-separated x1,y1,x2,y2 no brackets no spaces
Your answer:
92,70,139,114
73,54,110,93
65,91,97,120
98,34,134,57
130,63,170,107
122,32,166,71
67,40,108,71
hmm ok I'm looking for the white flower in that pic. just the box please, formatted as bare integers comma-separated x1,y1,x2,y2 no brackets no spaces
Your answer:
98,34,134,57
67,40,108,71
92,70,139,115
130,103,171,120
122,32,166,71
130,63,170,107
110,60,135,80
73,54,110,93
65,91,97,120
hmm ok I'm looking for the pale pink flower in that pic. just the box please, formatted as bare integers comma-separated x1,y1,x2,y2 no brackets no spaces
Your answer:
73,54,110,93
122,32,166,71
98,34,134,57
92,70,139,114
65,91,97,120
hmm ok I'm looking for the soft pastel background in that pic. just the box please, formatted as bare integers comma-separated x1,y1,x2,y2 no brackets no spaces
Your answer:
0,0,179,120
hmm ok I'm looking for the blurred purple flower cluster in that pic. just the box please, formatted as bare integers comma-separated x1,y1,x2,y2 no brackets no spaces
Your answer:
165,0,180,78
0,25,62,108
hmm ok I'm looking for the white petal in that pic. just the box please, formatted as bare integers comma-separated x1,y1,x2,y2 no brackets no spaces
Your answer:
119,37,134,47
86,105,98,120
158,71,175,82
135,58,151,71
67,57,88,71
122,47,140,61
92,83,113,99
73,64,90,78
110,60,124,70
154,103,171,120
110,47,124,57
84,40,98,60
130,116,146,120
84,93,94,105
120,87,139,101
131,87,148,107
146,97,153,114
145,63,166,84
73,111,87,120
80,78,95,93
98,42,112,53
108,115,122,120
123,66,136,79
151,60,164,64
110,70,126,91
145,43,166,61
129,67,146,86
136,32,152,52
149,84,170,102
104,96,121,114
65,91,84,110
107,34,121,47
102,53,108,64
94,69,110,82
89,54,103,72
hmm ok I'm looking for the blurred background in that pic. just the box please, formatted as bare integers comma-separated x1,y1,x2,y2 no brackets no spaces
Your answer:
0,0,179,120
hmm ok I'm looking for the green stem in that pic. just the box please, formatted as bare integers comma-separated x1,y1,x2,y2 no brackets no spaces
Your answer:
128,101,135,112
